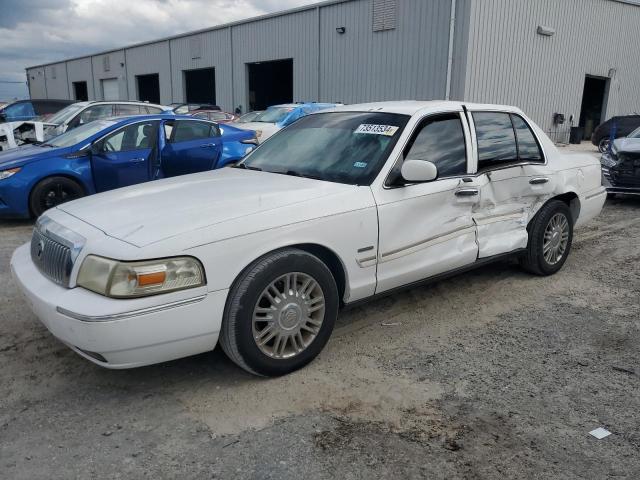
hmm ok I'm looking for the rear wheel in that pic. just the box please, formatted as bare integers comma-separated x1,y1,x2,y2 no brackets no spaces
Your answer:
29,176,85,218
520,200,573,276
219,248,339,377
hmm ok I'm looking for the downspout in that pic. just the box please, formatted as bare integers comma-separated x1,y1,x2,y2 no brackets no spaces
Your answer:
445,0,457,100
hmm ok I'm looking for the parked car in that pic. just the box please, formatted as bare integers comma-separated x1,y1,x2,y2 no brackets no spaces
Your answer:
0,99,73,123
591,114,640,153
601,126,640,195
235,102,341,142
234,110,263,123
0,100,170,151
190,110,238,123
0,114,257,218
172,103,221,115
10,101,605,376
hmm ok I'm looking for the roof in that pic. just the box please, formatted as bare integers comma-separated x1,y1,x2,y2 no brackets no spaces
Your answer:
327,100,523,116
74,100,169,108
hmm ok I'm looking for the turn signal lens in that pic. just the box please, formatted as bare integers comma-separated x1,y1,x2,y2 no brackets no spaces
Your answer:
77,255,205,298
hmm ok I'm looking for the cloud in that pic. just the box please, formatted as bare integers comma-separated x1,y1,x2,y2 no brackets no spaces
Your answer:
0,0,316,99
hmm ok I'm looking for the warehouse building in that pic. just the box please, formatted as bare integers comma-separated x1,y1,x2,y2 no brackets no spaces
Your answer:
26,0,640,141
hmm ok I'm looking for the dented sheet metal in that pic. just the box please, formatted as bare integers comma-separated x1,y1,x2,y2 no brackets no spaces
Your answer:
0,121,49,151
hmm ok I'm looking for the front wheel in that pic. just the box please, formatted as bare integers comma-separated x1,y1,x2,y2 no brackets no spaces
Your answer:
520,200,573,276
219,248,339,376
598,137,611,153
29,176,85,218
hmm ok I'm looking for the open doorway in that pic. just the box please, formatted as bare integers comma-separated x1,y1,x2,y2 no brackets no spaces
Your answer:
184,68,216,104
247,59,293,111
136,73,160,104
578,75,609,140
73,81,88,101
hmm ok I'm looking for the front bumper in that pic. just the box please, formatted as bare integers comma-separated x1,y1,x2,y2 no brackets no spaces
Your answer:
10,243,228,368
601,167,640,195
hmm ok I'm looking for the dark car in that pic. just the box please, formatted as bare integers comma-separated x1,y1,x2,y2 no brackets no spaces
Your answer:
0,99,74,123
601,128,640,196
591,114,640,153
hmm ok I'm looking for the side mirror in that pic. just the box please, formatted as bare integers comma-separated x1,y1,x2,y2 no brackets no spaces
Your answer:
90,142,101,155
401,160,438,183
0,113,6,123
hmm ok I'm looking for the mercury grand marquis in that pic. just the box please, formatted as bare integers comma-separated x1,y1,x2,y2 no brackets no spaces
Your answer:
11,101,606,376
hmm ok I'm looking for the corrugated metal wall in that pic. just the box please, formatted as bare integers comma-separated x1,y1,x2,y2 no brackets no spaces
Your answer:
42,62,69,99
319,0,451,103
26,67,47,99
92,50,127,100
231,9,320,110
463,0,640,134
66,58,95,100
170,29,234,108
24,0,640,131
125,41,172,104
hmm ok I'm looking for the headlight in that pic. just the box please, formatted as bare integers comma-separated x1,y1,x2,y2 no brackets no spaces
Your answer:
600,154,618,168
0,167,20,180
77,255,205,298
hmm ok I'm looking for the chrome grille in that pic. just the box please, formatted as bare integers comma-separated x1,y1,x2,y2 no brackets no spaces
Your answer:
31,228,73,287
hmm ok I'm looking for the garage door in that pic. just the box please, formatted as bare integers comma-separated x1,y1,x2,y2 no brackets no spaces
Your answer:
101,78,119,101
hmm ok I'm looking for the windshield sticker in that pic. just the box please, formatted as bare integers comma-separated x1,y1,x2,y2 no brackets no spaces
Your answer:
355,124,399,136
353,161,368,168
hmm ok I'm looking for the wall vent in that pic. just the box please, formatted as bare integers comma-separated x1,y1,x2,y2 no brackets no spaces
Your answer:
373,0,397,32
103,55,110,72
190,36,202,59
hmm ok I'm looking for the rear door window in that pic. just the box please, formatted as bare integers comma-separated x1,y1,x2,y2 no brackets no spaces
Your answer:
473,112,519,170
116,104,142,116
167,120,217,143
78,104,114,124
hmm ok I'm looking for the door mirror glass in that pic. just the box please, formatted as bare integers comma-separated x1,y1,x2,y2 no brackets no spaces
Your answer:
401,160,438,183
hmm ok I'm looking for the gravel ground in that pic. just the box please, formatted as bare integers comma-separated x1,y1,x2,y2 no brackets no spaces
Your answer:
1,194,638,479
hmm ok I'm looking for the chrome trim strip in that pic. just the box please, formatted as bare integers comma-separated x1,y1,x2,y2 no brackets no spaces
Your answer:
356,255,377,267
56,295,207,322
474,209,524,224
380,224,475,259
585,189,607,201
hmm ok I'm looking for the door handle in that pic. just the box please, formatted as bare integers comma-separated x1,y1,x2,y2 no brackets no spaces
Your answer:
455,188,479,197
529,177,549,185
129,158,145,163
200,143,215,148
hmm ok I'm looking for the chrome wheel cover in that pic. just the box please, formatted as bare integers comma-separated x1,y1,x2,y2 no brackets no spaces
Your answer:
252,272,325,359
543,213,570,265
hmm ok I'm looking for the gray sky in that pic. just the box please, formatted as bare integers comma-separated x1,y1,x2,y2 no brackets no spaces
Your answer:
0,0,316,100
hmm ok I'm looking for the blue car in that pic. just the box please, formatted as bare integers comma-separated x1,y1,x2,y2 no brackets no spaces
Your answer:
235,102,341,142
0,114,257,218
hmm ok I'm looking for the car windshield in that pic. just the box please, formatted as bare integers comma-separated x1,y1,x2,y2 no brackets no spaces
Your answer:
629,127,640,138
45,103,85,126
237,111,262,123
253,107,294,124
241,112,409,185
47,120,115,148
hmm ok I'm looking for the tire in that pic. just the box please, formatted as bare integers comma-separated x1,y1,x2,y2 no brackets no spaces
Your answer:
219,248,339,377
519,200,573,276
598,137,611,153
29,176,85,218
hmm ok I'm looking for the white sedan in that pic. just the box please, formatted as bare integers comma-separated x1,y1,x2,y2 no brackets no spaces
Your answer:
11,101,606,376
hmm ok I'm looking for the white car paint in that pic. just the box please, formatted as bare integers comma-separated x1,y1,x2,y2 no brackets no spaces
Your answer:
10,100,606,369
0,101,169,151
0,121,50,151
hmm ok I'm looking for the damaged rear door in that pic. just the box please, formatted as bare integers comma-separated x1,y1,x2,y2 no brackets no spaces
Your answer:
468,110,553,258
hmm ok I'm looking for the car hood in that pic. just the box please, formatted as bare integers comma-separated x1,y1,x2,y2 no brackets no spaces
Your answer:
57,168,361,248
613,137,640,153
234,122,280,142
0,144,59,169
